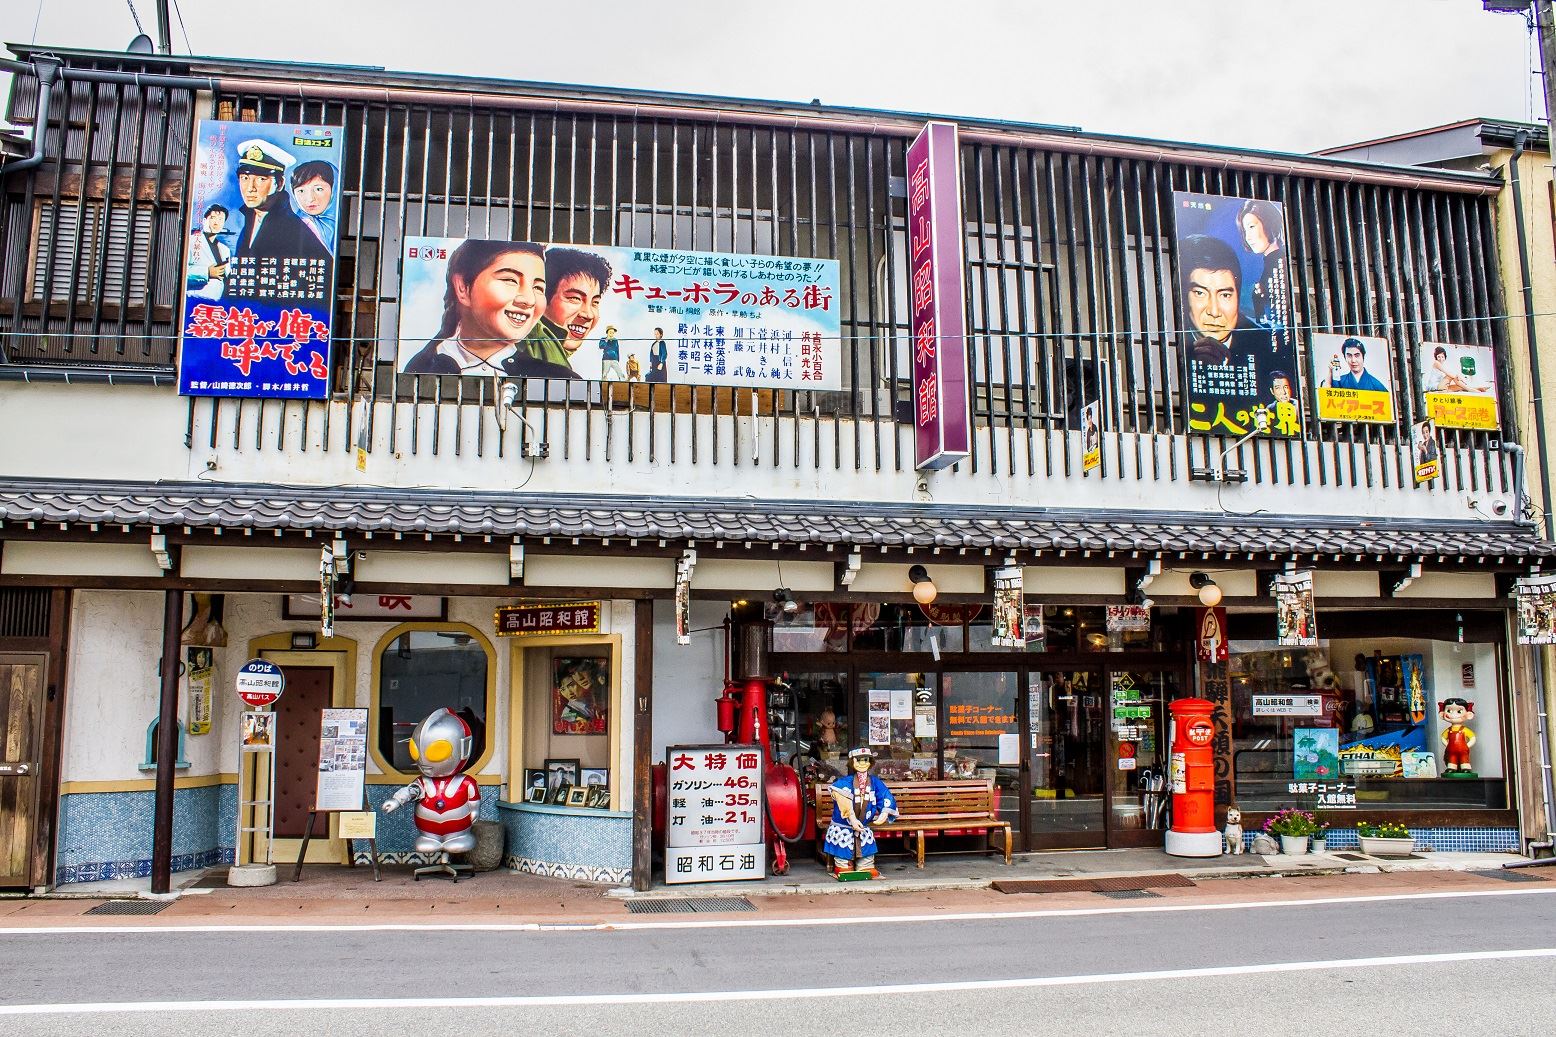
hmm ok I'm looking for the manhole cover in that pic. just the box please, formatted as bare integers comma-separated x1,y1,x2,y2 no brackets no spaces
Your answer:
1469,869,1551,883
994,874,1193,895
1096,889,1161,899
625,896,756,915
86,900,172,915
1333,853,1370,862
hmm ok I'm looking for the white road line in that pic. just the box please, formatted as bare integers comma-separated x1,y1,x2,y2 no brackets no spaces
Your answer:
2,947,1554,1015
0,884,1551,936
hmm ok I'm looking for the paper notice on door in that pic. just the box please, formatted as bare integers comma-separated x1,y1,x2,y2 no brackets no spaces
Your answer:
888,689,913,720
997,732,1019,765
868,691,891,746
914,704,938,738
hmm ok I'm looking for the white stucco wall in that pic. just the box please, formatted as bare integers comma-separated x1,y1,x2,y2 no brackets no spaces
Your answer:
651,598,727,761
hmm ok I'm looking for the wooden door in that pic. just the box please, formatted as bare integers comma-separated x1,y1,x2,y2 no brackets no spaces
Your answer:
273,666,333,839
0,654,47,888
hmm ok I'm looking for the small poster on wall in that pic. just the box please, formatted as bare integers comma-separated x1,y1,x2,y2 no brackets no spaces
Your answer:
553,656,609,735
186,647,215,736
1081,400,1102,473
1516,574,1556,645
867,691,891,746
1311,333,1395,424
991,566,1026,648
1293,727,1340,781
1273,571,1318,647
1411,418,1441,485
1418,341,1500,431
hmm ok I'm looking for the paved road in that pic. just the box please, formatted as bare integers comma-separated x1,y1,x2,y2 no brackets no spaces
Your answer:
3,886,1554,1035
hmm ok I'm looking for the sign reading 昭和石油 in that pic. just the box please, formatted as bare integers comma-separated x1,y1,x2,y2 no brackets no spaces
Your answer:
906,122,971,471
177,120,344,399
665,744,766,884
494,602,602,637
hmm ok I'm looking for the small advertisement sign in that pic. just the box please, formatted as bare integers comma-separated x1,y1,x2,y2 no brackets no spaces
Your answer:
397,238,839,389
178,119,343,399
1172,191,1300,438
1311,333,1395,424
1293,727,1340,780
1081,399,1102,473
1253,693,1324,717
665,744,766,884
1273,571,1318,647
991,566,1025,648
495,602,602,637
1516,574,1556,645
906,121,972,471
1196,606,1229,663
1105,605,1152,633
185,646,215,736
1419,341,1499,431
313,707,368,812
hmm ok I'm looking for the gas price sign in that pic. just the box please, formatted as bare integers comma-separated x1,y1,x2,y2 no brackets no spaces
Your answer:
664,744,766,884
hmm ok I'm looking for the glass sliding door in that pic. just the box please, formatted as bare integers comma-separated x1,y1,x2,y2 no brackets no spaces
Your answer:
1104,667,1181,847
941,669,1022,844
1028,669,1107,848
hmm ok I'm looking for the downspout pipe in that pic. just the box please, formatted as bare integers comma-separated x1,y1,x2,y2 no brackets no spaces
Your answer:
1507,131,1553,541
0,57,60,179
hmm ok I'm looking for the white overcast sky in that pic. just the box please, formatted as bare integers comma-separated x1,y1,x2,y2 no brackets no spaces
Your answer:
0,0,1544,154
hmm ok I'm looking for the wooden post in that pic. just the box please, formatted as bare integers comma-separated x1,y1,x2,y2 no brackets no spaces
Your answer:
150,589,183,894
632,598,654,891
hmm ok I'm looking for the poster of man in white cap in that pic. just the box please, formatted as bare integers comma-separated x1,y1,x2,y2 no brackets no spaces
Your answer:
177,120,344,400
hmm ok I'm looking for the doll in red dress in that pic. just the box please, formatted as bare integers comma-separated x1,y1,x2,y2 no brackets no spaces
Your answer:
1438,698,1477,775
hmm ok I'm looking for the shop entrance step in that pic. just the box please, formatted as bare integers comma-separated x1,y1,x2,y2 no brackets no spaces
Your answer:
992,873,1194,895
625,896,756,914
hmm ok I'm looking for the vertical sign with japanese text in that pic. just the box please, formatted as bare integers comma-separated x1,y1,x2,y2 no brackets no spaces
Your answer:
178,120,343,399
665,744,766,884
907,122,971,470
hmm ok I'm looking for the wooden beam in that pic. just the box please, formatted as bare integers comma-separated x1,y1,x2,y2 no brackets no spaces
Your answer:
632,598,654,892
149,589,182,894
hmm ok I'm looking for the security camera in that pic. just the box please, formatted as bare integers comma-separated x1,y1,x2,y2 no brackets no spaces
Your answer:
1491,500,1510,517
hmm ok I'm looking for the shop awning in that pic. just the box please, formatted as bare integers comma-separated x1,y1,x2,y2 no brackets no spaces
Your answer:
0,478,1551,565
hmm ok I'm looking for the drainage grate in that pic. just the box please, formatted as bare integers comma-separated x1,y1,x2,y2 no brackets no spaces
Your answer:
1333,853,1370,862
994,874,1194,895
1096,889,1162,899
625,896,756,915
1469,868,1551,883
85,900,172,916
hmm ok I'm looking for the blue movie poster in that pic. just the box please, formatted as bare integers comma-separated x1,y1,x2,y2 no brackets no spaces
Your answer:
177,119,344,399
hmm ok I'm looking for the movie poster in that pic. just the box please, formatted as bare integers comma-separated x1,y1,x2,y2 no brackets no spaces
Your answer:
1311,333,1395,424
1516,574,1556,645
396,238,841,390
1418,341,1500,431
1081,399,1102,472
1274,570,1318,647
1411,418,1441,484
1172,192,1300,438
553,656,609,735
177,120,344,399
991,566,1025,648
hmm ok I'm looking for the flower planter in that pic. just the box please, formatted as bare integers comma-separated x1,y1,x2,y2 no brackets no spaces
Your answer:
1359,835,1414,856
1279,834,1309,855
1311,837,1328,854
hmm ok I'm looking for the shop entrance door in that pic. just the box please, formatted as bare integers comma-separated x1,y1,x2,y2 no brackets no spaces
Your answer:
272,665,332,848
0,654,47,888
1026,665,1182,850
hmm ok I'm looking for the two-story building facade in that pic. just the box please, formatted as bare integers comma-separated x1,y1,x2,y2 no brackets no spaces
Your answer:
0,45,1550,893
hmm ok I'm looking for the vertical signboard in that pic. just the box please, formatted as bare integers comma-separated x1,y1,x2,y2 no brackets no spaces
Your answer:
906,122,971,470
665,744,766,883
178,119,344,399
313,707,369,812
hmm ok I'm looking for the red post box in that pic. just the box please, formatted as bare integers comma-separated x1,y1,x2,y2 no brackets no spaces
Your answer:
1165,697,1221,857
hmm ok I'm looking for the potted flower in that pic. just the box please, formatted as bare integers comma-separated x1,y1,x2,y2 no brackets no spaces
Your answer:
1312,821,1331,854
1263,807,1318,855
1357,820,1414,856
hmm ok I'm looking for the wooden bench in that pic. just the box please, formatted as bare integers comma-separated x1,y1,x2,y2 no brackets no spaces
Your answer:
815,779,1013,868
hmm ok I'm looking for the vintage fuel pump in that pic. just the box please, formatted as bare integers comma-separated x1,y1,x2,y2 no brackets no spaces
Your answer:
1164,697,1221,857
713,608,807,874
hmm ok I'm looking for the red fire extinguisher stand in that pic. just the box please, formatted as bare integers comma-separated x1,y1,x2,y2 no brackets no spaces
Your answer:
1164,698,1222,857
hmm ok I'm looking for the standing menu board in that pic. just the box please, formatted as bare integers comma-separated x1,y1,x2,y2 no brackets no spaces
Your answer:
314,707,368,812
664,744,765,884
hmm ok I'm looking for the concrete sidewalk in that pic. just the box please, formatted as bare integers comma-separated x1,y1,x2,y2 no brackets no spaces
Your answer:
1,844,1543,930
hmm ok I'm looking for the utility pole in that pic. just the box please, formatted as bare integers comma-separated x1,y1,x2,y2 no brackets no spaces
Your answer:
1486,1,1556,126
154,0,172,55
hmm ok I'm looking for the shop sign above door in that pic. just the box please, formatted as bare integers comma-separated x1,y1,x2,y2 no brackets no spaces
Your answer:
235,658,285,707
495,601,602,637
282,594,447,621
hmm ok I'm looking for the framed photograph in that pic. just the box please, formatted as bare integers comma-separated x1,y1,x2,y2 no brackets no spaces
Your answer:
240,711,275,750
525,785,548,804
581,767,608,788
544,758,580,796
523,768,548,798
586,786,610,809
565,785,590,808
553,656,609,735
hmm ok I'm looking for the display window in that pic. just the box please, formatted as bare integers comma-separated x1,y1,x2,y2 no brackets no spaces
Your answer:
1228,616,1506,811
373,623,494,775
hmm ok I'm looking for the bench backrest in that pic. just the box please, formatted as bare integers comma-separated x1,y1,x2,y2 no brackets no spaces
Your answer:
815,779,997,825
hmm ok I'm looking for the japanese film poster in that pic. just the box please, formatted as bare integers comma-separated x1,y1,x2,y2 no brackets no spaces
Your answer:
991,565,1025,648
1411,417,1441,484
1081,399,1102,473
1418,341,1500,431
1172,192,1299,438
553,656,609,736
1515,574,1556,645
178,120,343,398
1311,333,1395,424
665,745,765,884
396,238,840,390
1273,570,1318,647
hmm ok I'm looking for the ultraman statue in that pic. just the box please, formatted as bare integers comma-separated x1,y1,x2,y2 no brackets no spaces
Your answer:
381,707,481,853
